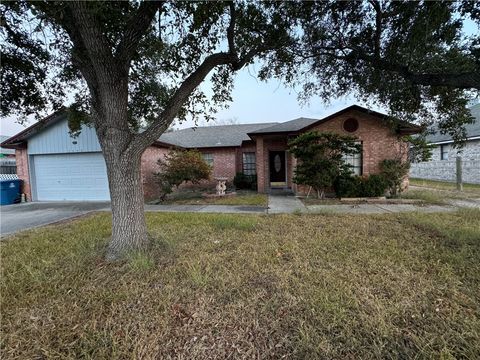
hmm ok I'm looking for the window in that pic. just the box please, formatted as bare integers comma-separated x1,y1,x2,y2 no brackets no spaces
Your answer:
343,142,362,176
343,118,359,133
440,145,449,160
242,152,256,176
202,153,214,166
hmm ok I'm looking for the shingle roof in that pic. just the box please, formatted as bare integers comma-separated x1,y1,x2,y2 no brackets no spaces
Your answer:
248,117,319,134
425,104,480,143
0,135,16,155
158,122,277,148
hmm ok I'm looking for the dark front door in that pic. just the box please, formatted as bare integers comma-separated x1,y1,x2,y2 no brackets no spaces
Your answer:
269,151,286,184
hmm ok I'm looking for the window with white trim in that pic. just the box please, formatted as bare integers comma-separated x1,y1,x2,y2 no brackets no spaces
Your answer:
202,153,214,166
343,142,362,176
242,152,256,176
440,144,449,160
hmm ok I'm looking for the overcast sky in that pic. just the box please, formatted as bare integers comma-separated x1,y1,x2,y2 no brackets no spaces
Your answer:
0,69,372,137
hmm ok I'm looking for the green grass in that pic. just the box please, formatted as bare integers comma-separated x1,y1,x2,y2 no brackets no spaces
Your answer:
159,190,268,206
400,189,447,205
2,210,480,359
410,178,480,192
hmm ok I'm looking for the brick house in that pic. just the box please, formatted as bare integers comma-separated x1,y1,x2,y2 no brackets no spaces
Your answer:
1,105,420,201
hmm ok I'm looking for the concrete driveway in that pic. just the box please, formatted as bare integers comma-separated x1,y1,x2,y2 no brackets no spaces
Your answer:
0,202,110,237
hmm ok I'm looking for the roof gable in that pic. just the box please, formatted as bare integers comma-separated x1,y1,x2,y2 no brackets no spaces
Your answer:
248,105,421,136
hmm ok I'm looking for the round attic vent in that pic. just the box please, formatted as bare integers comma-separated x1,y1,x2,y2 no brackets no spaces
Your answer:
343,118,359,133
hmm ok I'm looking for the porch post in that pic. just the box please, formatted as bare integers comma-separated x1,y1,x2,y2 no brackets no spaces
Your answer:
255,136,266,193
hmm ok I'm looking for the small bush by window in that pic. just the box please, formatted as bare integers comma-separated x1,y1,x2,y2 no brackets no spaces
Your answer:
233,172,257,190
333,174,388,198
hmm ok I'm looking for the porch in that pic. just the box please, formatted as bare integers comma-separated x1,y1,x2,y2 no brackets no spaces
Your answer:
253,134,298,194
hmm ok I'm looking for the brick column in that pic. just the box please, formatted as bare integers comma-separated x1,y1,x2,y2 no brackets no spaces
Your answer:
255,136,266,193
16,149,32,200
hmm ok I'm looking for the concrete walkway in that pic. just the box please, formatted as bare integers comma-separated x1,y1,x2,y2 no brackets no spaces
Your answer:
2,194,477,237
306,203,456,214
145,204,266,214
267,194,308,214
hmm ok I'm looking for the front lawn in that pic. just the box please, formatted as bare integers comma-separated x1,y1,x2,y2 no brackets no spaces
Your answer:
156,190,267,206
410,178,480,192
2,210,480,359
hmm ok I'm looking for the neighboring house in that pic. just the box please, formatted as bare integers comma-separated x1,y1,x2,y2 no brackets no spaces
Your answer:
0,135,17,174
410,104,480,184
1,105,420,201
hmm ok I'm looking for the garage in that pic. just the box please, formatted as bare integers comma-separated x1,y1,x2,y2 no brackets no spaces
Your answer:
33,153,110,201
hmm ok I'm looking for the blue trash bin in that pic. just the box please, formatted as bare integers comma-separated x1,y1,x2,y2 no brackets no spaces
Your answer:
0,179,22,205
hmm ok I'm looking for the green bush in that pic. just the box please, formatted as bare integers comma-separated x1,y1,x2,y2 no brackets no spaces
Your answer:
361,174,388,197
334,174,388,198
233,172,257,190
334,174,361,198
380,159,410,196
155,150,211,200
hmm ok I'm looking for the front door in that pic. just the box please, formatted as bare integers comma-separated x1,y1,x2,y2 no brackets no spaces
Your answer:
269,151,286,186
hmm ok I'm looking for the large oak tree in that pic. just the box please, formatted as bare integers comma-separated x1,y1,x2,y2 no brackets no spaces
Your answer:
1,1,291,259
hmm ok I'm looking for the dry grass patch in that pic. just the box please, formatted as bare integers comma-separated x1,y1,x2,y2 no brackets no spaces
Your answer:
409,178,480,201
159,190,267,206
1,210,480,359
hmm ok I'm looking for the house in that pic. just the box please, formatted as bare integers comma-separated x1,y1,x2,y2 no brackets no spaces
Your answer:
410,104,480,184
0,135,16,174
1,105,420,201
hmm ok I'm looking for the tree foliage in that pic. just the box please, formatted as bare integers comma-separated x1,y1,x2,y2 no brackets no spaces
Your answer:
288,131,361,198
263,1,480,144
380,159,410,196
1,1,291,127
155,150,211,200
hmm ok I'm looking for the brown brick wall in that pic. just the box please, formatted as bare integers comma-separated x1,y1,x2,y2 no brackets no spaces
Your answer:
309,109,408,175
252,137,293,193
177,147,238,191
15,148,31,201
140,146,169,200
201,148,237,179
254,109,409,194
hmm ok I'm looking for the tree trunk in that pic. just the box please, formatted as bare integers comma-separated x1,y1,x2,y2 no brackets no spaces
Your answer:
103,147,149,260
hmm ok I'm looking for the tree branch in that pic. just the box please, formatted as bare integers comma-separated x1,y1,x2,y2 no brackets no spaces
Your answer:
306,44,480,90
131,46,265,154
368,0,382,59
351,50,480,89
115,1,162,65
131,52,236,152
129,3,269,153
67,2,115,71
227,1,236,56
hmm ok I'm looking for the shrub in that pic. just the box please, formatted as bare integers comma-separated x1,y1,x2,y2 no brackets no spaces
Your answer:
155,150,211,200
333,174,388,198
380,159,410,196
288,131,361,198
233,172,257,190
361,174,388,197
334,174,361,198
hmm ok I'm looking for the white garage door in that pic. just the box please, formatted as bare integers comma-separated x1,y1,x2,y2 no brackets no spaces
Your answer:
33,153,110,201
